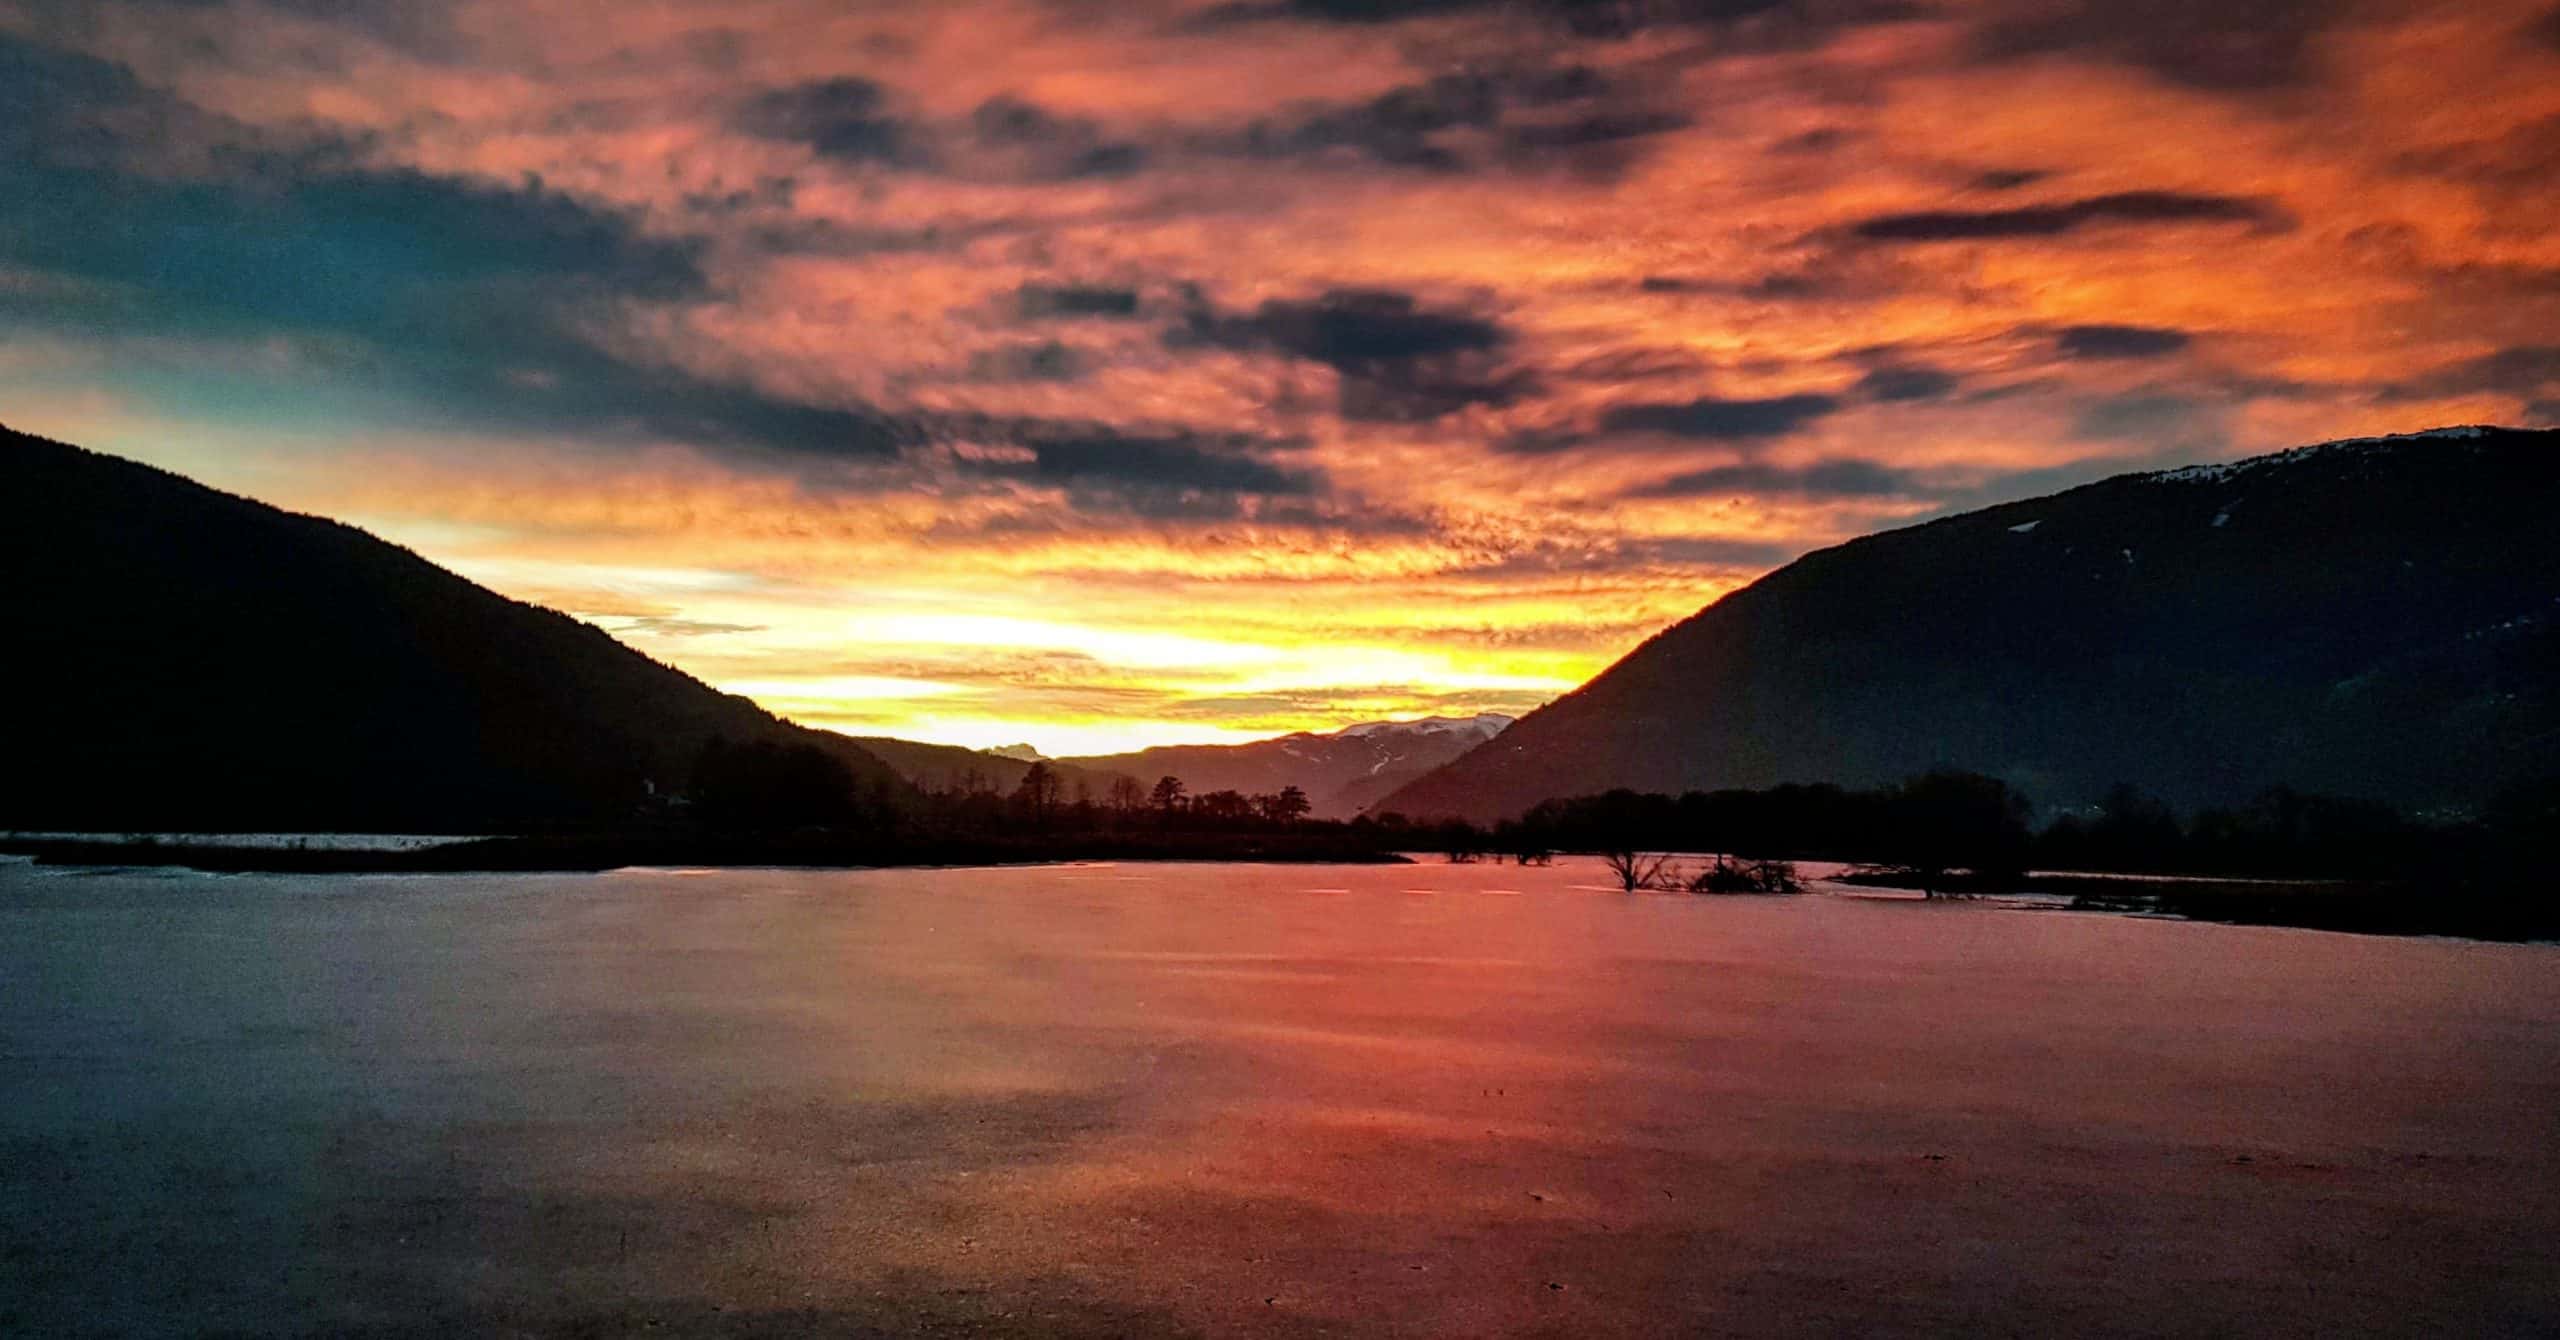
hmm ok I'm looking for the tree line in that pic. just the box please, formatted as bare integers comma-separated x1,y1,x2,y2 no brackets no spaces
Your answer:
911,764,1314,831
681,742,1318,836
1394,770,2560,892
674,741,2557,904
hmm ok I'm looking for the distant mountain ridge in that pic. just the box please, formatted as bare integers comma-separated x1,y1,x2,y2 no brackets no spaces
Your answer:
1381,427,2560,822
0,425,907,831
1062,714,1513,818
842,735,1117,799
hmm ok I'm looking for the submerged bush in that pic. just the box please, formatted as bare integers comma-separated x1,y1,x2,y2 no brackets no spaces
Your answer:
1685,855,1801,895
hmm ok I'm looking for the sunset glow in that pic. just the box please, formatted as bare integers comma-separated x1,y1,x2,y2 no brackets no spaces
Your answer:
6,0,2557,752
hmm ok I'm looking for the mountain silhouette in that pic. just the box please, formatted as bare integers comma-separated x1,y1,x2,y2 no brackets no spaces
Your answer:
0,425,905,831
1381,428,2560,822
1062,714,1512,819
844,736,1118,800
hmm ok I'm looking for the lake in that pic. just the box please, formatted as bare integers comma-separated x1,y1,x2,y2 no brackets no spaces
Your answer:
4,856,2555,1337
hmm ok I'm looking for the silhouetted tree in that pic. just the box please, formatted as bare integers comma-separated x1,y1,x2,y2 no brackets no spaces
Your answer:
1433,819,1487,863
2044,782,2185,872
1108,774,1147,816
1151,775,1187,818
1495,819,1555,866
1886,770,2032,894
1012,761,1062,826
1194,789,1254,824
1261,785,1311,825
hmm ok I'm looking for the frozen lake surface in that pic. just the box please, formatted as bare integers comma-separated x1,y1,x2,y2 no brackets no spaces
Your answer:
4,857,2556,1337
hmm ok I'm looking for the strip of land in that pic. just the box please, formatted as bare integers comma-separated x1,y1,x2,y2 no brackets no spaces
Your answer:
0,831,1412,875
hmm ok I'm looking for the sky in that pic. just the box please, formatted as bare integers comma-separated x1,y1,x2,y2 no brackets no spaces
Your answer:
4,0,2558,755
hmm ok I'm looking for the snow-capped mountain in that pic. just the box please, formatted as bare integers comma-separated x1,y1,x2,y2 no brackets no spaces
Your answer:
1383,425,2560,822
1062,714,1514,819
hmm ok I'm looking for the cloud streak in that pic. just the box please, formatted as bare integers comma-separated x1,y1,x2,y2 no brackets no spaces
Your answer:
1849,191,2282,243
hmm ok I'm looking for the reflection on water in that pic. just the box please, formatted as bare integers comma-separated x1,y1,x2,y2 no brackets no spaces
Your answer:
4,859,2556,1337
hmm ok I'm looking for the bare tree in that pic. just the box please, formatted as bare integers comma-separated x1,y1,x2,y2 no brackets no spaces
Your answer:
1600,849,1675,892
1107,774,1146,816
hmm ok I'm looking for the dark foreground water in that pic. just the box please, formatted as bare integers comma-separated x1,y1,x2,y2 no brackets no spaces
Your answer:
4,858,2556,1338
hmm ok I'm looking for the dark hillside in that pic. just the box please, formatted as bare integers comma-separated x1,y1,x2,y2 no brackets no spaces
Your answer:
1383,428,2560,821
0,425,906,831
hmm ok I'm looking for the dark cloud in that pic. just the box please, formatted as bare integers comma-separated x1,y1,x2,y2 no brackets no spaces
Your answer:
0,35,912,461
1637,270,1839,300
0,31,142,160
1629,457,1918,498
2055,324,2193,360
1202,0,1881,40
1223,66,1684,176
969,96,1151,179
2071,391,2224,452
1558,346,1704,383
1499,108,1692,170
1857,365,1960,401
1972,0,2346,92
1226,73,1500,172
610,381,912,458
747,213,1043,259
2382,345,2560,403
2458,345,2560,392
1016,284,1143,320
739,81,1147,181
1850,190,2281,242
1337,364,1538,421
991,433,1321,496
2386,113,2560,210
1175,287,1529,419
1969,168,2048,191
253,0,473,60
1183,288,1504,365
736,77,921,164
968,341,1088,382
1770,127,1853,155
6,156,701,340
1593,392,1842,440
2538,4,2560,51
952,431,1333,521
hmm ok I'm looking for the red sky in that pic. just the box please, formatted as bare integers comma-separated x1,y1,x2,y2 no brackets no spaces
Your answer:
4,0,2557,752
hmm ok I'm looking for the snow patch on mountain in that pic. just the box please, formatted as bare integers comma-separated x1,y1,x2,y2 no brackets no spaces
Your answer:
1336,713,1513,741
2150,426,2493,487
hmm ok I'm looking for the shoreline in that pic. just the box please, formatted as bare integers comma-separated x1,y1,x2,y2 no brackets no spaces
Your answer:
1832,868,2556,944
0,830,1414,875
